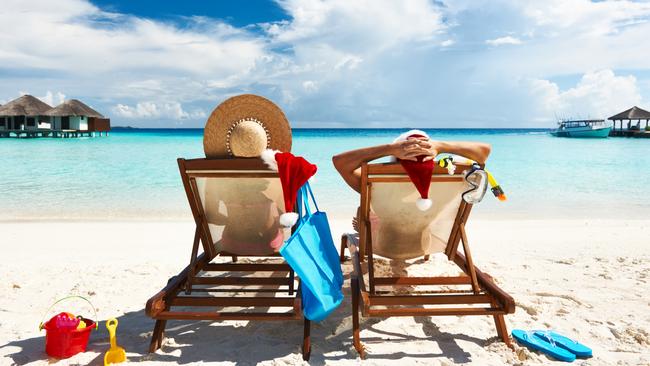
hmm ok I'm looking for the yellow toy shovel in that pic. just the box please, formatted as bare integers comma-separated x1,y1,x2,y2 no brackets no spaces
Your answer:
104,318,126,365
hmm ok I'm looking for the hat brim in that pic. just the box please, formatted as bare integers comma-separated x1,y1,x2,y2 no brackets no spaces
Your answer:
203,94,292,158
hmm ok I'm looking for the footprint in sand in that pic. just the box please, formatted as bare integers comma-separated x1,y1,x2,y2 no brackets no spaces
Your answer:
556,308,569,316
516,302,538,316
610,326,650,350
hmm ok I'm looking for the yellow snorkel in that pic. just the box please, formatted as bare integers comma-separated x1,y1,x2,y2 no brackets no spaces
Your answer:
437,155,506,203
486,170,506,201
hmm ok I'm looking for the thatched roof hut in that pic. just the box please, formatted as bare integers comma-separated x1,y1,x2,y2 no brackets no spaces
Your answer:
608,106,650,121
608,106,650,131
0,95,52,116
44,99,104,118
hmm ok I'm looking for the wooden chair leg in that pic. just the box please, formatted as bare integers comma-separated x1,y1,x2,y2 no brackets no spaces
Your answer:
149,319,167,353
340,235,348,263
493,314,512,348
423,255,430,261
302,318,311,361
351,276,366,358
288,270,295,296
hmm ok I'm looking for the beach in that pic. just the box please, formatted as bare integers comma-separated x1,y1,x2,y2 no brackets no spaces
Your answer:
1,129,650,365
3,0,650,363
1,219,649,365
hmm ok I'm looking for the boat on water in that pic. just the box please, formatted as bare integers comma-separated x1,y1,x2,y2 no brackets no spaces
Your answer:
550,119,611,138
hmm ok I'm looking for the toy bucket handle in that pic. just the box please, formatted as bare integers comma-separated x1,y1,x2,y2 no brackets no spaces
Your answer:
39,295,98,331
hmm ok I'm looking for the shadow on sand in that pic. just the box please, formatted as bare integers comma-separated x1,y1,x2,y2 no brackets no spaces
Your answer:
3,274,496,365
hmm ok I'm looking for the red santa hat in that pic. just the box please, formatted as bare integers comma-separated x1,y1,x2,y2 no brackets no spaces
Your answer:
261,149,317,227
393,130,434,211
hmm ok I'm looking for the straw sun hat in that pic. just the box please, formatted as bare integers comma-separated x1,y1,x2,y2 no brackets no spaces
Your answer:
203,94,292,158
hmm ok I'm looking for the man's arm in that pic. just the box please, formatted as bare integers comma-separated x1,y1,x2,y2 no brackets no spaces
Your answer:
433,140,492,165
332,138,428,193
332,139,491,193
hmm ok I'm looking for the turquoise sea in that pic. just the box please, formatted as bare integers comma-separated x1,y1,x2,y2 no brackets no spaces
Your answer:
1,128,648,221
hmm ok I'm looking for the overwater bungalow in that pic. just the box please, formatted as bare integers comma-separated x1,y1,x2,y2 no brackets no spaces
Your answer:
609,106,650,138
0,95,53,131
0,95,110,138
44,99,111,135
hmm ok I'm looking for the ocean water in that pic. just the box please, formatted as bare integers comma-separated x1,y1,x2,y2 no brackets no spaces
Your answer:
1,128,648,221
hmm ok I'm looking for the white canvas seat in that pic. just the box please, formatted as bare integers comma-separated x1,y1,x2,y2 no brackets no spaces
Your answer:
342,161,515,358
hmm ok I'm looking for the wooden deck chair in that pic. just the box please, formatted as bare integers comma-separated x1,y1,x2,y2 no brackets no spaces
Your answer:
342,162,515,358
146,158,312,360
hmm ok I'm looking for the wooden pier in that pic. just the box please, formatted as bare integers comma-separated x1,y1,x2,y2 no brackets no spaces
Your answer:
0,129,109,138
608,106,650,139
609,130,650,138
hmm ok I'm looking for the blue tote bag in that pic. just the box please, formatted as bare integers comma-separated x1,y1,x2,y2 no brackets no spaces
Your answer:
280,182,344,321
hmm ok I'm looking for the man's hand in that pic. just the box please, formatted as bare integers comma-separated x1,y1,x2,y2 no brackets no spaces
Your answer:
390,138,439,161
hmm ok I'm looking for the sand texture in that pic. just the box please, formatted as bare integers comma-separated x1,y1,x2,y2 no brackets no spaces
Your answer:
1,219,649,365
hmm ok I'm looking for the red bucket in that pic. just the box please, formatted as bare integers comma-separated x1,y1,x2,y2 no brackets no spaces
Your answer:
39,296,98,359
42,315,96,358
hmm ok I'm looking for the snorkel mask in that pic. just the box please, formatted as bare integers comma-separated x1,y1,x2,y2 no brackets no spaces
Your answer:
437,156,507,204
463,164,489,204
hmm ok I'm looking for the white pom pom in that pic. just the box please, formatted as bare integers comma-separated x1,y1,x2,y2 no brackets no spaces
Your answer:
261,149,279,171
416,198,432,211
393,129,430,143
279,212,299,227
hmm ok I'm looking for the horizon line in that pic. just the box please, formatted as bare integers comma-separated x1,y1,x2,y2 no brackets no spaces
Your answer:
111,126,553,130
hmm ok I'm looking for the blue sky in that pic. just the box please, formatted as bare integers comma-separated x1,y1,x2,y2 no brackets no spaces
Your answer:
1,0,649,128
90,0,289,28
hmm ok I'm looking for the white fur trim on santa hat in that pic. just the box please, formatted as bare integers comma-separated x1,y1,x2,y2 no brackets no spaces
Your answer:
393,129,430,143
279,212,299,227
416,198,432,211
261,149,279,171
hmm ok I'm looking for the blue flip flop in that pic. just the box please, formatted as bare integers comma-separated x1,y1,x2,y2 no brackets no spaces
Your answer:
534,330,592,358
511,329,576,362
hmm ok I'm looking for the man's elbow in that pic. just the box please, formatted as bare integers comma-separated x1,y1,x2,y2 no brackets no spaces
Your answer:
479,143,492,162
331,154,344,174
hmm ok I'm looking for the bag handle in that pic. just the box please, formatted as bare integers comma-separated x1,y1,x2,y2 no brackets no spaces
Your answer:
295,182,320,220
304,182,319,212
39,295,98,331
302,184,312,216
296,185,309,219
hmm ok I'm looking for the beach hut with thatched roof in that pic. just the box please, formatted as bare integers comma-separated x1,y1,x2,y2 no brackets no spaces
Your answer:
44,99,107,131
0,95,52,131
608,106,650,132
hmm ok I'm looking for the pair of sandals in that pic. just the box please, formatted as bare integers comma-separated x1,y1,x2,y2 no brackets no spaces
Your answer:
512,330,592,362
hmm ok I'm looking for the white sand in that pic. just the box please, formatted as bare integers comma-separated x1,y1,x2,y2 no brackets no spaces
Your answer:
1,219,649,365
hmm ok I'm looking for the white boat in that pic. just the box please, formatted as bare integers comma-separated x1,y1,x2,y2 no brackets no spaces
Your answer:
550,119,611,138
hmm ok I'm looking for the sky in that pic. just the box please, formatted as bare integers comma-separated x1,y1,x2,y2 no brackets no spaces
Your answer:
1,0,649,128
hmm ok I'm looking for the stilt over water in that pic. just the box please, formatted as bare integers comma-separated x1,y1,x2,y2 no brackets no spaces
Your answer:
0,129,109,138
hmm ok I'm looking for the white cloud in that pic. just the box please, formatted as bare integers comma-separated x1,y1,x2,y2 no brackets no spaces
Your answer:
269,0,445,50
440,39,455,47
486,36,522,46
523,0,650,36
302,81,318,92
0,0,649,127
36,91,66,107
528,69,642,119
0,7,265,77
113,102,206,120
